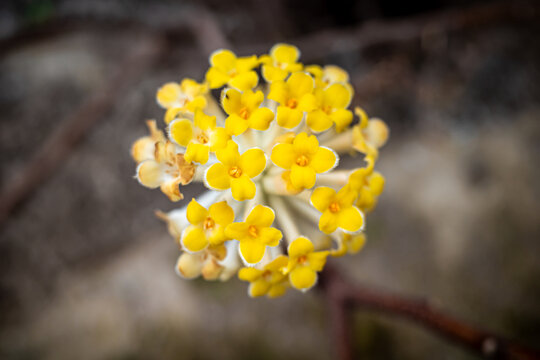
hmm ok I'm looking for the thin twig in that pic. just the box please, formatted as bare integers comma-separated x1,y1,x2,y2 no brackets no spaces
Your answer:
320,263,540,360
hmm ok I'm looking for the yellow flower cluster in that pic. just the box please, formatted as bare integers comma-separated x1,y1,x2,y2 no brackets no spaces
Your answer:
131,44,389,298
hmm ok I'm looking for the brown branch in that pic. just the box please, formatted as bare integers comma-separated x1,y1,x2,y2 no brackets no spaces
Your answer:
320,263,540,360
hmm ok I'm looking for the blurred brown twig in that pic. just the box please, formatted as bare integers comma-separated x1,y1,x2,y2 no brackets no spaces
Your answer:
320,264,540,360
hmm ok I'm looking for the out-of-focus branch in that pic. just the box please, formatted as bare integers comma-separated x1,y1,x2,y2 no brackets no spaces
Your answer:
320,264,540,360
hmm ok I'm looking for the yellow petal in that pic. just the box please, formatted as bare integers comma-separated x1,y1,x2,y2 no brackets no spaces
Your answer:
239,239,266,265
169,119,193,147
258,227,282,246
205,67,229,89
184,143,209,164
348,233,366,254
239,148,266,178
276,106,303,129
181,226,208,252
225,114,249,136
289,266,317,290
310,146,337,173
176,253,203,279
193,109,216,130
246,204,275,228
292,132,319,155
330,109,353,133
235,55,258,72
270,143,295,169
307,251,329,271
307,109,333,132
241,89,264,110
156,82,181,108
290,164,316,189
238,267,263,282
336,185,358,207
369,172,385,196
207,226,228,246
229,71,258,91
366,118,389,148
319,210,339,234
221,88,242,115
186,198,208,225
209,127,230,151
225,222,249,241
268,81,288,104
288,236,314,258
230,175,256,201
249,279,271,297
265,255,289,271
164,107,186,125
205,163,231,190
185,96,207,112
267,284,287,298
270,43,300,64
209,49,236,72
248,107,274,131
297,93,318,112
337,206,364,232
209,201,235,226
262,65,288,82
287,72,314,98
136,160,163,188
323,83,352,109
305,64,323,79
323,65,349,83
216,140,240,166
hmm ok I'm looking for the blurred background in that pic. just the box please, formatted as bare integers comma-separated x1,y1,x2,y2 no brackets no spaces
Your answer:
1,0,539,359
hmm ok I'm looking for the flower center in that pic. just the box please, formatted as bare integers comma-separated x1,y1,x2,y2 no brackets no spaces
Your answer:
229,69,237,78
239,107,250,120
228,166,243,178
322,105,332,114
196,132,209,144
203,216,215,230
297,255,308,264
248,225,259,238
329,202,341,213
286,98,298,109
295,154,309,166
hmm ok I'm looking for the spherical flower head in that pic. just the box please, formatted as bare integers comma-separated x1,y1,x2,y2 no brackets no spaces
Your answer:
205,140,266,201
287,237,329,291
130,42,389,299
225,205,282,265
271,132,337,190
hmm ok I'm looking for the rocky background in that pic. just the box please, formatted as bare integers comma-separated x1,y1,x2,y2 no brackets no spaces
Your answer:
0,0,539,359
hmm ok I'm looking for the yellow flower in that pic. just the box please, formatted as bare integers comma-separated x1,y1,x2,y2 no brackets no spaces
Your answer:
268,72,318,128
260,43,303,83
169,109,229,164
180,199,235,252
205,140,266,201
271,132,337,190
225,205,283,265
176,244,227,280
352,107,389,158
156,79,208,117
238,255,289,298
205,49,259,91
310,186,364,234
136,141,196,201
307,83,353,133
131,120,166,163
221,88,275,136
287,237,329,291
348,168,385,213
331,232,366,257
306,64,351,89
